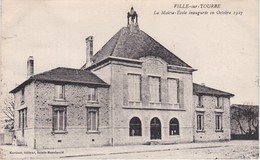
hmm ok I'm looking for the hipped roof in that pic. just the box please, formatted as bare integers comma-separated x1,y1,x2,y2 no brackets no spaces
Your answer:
10,67,109,93
85,27,192,68
193,83,234,97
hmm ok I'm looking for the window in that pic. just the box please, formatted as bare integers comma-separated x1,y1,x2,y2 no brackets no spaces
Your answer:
54,85,65,100
18,108,27,128
128,74,141,101
197,112,204,131
198,95,203,107
53,106,67,131
87,108,99,131
216,97,224,108
168,78,179,104
149,76,161,102
21,88,25,104
169,118,179,135
215,113,222,131
129,117,142,136
87,88,97,102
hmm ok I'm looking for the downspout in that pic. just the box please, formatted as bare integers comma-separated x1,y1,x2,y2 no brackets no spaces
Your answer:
33,80,36,149
110,64,114,146
192,76,195,142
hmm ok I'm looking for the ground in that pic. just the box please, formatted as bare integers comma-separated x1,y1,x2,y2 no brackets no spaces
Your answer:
0,140,258,159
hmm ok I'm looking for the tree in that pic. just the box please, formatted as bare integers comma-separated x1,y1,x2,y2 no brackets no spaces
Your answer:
231,104,259,138
1,95,14,131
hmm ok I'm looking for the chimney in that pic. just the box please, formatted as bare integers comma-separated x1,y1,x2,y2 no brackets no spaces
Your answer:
85,36,93,67
27,56,34,78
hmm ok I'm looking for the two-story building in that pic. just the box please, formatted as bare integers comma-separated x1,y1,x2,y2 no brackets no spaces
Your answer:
10,8,234,149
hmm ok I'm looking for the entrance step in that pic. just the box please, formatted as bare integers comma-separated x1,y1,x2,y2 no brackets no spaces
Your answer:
149,140,161,145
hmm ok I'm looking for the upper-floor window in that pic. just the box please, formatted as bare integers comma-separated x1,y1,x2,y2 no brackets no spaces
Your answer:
216,97,224,109
21,88,25,104
87,88,97,102
53,106,67,132
149,76,161,102
168,78,179,104
87,108,99,131
198,95,203,107
128,74,141,102
54,85,65,100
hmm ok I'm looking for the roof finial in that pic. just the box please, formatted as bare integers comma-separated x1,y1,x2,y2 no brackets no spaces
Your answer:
127,7,138,26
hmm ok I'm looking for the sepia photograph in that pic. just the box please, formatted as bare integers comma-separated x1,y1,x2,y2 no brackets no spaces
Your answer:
0,0,258,159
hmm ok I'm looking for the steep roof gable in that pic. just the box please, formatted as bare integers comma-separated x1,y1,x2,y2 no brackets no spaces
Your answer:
91,27,192,68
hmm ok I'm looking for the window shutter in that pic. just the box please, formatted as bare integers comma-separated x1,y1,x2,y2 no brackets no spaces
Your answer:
178,80,184,109
87,112,91,130
53,110,58,131
161,78,168,105
59,110,64,130
141,76,149,106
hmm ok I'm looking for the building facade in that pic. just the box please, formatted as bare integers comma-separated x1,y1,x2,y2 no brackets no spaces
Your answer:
10,8,234,149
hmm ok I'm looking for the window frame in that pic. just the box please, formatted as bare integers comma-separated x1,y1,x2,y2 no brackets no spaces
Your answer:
129,117,142,136
52,106,67,133
196,112,204,131
149,76,161,103
167,78,179,104
169,118,180,135
127,73,142,102
87,87,98,102
87,108,99,132
215,113,223,131
21,88,25,104
198,95,203,107
216,97,224,109
18,108,27,129
54,85,65,100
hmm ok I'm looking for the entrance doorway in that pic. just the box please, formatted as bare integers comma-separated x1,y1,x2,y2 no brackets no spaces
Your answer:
150,117,161,139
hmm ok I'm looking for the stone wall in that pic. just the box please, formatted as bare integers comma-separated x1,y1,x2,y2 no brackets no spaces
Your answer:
193,95,231,141
103,57,194,145
14,81,35,148
33,81,110,149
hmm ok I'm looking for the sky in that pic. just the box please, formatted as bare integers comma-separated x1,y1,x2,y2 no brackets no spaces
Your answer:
0,0,259,107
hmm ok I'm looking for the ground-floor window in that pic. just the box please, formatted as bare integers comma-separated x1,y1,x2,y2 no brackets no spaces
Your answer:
18,108,27,129
129,117,142,136
18,108,27,137
87,108,99,131
53,106,67,131
215,113,223,131
169,118,179,135
197,112,204,131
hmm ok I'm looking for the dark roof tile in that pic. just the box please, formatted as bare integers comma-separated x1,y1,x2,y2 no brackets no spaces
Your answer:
10,67,108,93
90,27,192,68
193,83,234,97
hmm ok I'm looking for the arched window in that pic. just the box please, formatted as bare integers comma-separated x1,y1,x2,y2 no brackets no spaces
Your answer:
129,117,142,136
169,118,179,135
